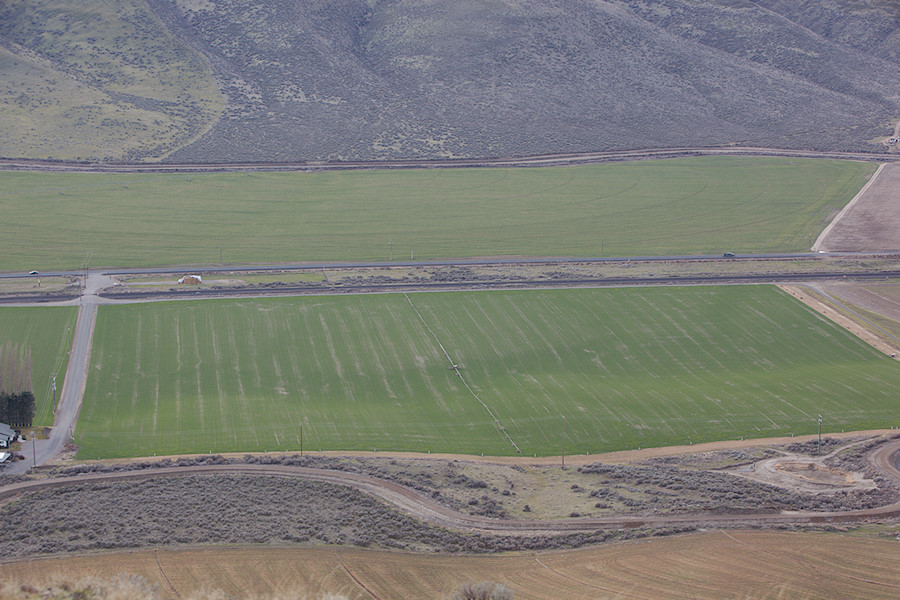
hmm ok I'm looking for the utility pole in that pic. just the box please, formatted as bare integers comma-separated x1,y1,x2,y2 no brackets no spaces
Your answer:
81,251,91,292
817,415,823,455
300,422,303,457
389,239,392,261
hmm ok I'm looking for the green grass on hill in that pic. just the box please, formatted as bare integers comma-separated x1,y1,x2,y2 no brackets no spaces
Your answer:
76,286,900,459
0,307,77,426
0,0,222,161
0,157,874,272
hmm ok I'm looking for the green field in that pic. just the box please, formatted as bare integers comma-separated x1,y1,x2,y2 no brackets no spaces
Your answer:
0,307,77,426
76,286,900,459
0,157,873,272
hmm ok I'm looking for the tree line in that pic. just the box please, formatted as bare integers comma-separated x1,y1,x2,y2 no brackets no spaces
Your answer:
0,391,35,427
0,342,35,427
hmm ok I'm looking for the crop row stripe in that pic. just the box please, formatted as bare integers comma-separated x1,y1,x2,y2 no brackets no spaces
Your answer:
403,293,521,453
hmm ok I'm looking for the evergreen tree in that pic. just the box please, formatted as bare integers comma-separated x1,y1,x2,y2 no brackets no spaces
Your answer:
0,391,34,427
0,343,34,427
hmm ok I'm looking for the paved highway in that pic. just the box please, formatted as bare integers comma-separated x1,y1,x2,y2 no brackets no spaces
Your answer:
2,250,900,282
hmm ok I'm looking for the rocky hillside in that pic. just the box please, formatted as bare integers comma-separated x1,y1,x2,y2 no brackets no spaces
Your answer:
2,0,899,162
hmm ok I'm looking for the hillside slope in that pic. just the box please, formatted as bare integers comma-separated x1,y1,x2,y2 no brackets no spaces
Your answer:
0,0,223,161
2,0,899,162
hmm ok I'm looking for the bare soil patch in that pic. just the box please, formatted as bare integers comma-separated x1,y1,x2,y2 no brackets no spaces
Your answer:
816,161,900,251
775,462,856,486
0,277,72,295
815,281,900,324
725,436,880,494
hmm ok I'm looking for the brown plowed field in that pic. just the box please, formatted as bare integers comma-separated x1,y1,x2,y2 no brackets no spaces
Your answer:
781,285,900,357
816,162,900,252
2,531,899,600
816,282,900,324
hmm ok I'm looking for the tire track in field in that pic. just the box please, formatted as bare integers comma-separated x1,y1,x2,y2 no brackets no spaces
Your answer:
155,549,182,599
209,323,228,448
334,552,382,600
225,314,252,447
532,556,644,598
188,315,202,435
403,293,522,454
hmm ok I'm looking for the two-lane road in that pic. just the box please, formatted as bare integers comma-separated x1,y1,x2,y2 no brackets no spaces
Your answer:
3,274,112,474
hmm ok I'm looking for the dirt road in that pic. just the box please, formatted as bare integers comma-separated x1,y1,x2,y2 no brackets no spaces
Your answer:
2,436,899,535
814,161,900,252
3,273,112,475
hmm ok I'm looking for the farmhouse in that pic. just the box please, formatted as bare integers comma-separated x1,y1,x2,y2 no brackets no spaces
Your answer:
0,422,15,448
178,275,202,285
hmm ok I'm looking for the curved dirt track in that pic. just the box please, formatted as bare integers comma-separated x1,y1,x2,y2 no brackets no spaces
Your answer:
3,437,899,536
